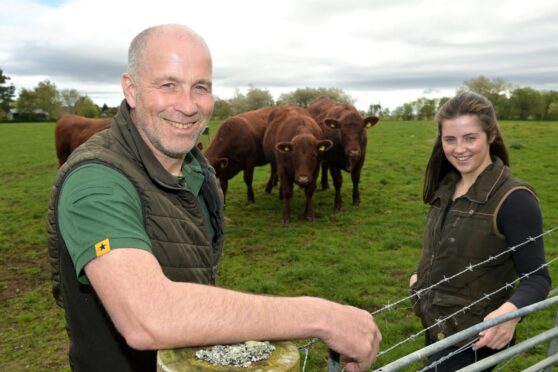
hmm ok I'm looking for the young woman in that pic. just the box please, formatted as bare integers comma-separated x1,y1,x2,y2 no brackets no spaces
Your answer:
409,92,550,370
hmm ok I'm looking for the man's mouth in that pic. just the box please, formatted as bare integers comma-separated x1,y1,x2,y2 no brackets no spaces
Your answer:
165,118,197,129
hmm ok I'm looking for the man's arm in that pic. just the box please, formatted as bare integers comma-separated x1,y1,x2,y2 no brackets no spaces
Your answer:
85,248,381,371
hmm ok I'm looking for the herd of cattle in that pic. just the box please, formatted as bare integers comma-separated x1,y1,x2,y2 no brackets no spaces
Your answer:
55,97,380,223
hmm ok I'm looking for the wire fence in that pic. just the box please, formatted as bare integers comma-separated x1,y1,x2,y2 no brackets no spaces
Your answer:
298,226,557,372
375,295,558,371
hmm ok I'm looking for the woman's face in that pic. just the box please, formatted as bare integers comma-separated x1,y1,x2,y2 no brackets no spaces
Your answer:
440,114,493,181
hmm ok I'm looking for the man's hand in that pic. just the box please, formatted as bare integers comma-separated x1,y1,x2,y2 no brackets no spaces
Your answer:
474,302,520,350
319,303,382,372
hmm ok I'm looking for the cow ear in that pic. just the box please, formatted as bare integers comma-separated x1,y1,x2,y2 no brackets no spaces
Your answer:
324,119,341,129
364,116,380,128
218,158,229,169
317,140,333,153
276,142,293,153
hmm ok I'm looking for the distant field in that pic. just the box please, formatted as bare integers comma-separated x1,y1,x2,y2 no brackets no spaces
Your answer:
1,120,557,371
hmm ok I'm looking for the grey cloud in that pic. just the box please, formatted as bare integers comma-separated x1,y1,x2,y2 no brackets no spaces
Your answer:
7,42,125,84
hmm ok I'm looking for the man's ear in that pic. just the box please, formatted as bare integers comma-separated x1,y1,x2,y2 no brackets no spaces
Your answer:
121,73,137,108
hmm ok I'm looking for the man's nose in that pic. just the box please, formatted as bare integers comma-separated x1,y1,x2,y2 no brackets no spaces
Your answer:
175,88,198,115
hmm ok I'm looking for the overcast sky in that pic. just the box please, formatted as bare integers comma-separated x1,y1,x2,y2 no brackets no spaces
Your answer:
1,0,557,111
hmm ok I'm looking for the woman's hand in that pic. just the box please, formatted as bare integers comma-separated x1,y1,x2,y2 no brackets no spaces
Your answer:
409,273,418,288
474,302,520,350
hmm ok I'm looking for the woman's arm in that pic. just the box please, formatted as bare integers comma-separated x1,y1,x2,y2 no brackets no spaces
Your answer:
475,189,550,350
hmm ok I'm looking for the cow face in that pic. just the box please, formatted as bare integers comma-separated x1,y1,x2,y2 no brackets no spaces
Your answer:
276,135,332,186
324,113,379,170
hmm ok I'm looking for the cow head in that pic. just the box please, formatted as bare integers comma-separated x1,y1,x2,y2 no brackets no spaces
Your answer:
276,135,333,186
324,113,379,170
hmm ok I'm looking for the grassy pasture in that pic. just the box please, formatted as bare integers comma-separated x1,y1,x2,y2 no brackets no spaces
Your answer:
0,120,557,371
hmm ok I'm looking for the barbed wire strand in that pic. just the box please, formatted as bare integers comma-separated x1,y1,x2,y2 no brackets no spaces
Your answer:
418,338,478,372
297,226,557,370
373,227,557,316
378,254,558,357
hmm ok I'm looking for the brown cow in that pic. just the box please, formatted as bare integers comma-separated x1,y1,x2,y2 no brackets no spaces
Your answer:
55,115,111,166
204,107,274,204
263,105,332,223
308,97,379,211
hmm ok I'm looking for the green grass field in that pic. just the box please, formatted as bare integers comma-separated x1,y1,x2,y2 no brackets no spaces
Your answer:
1,120,557,371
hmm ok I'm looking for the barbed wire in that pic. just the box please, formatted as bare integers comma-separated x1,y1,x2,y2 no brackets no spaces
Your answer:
297,226,557,370
372,227,557,316
377,254,558,357
418,338,478,372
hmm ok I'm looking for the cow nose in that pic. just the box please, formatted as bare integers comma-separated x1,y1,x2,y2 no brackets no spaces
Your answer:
297,176,310,184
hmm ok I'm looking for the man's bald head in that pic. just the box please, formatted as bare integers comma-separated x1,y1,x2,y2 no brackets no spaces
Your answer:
127,24,211,80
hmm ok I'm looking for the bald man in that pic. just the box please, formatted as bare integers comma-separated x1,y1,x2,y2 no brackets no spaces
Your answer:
47,24,381,372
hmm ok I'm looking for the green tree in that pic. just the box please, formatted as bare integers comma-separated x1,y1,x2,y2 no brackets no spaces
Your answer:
60,88,81,114
75,96,100,118
459,76,511,117
16,88,40,115
509,87,544,120
0,68,16,118
228,89,248,115
277,87,355,107
367,103,382,116
379,107,391,118
15,79,63,120
460,76,511,100
213,97,233,119
393,102,415,120
228,86,274,115
35,80,63,119
413,97,437,120
244,85,274,111
547,101,558,121
542,90,558,120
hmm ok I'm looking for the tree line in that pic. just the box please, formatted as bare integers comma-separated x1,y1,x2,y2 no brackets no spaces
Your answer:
0,69,113,121
209,77,558,121
388,76,558,121
1,68,557,122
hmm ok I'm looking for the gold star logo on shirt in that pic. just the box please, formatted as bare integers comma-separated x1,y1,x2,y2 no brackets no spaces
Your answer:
95,238,111,257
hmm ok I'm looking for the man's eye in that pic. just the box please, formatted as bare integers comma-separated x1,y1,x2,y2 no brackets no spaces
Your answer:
195,85,210,93
161,83,175,88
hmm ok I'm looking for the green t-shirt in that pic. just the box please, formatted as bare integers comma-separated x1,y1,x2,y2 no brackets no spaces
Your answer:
58,154,211,285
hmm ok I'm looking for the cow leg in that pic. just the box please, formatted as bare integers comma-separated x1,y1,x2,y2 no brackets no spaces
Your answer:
351,165,362,207
320,161,329,190
280,177,293,224
330,165,343,211
218,177,228,207
243,166,255,204
303,182,317,221
265,163,277,194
